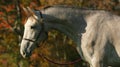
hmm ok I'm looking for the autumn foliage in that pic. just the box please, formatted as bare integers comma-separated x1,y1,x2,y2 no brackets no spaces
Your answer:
0,0,119,67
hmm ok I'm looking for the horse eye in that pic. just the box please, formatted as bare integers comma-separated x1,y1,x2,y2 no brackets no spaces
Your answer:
31,26,36,29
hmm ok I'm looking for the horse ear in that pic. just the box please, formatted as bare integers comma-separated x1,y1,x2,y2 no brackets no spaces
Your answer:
27,7,35,16
22,6,29,16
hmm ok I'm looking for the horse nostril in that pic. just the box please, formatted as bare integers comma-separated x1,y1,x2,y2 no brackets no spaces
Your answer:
23,51,26,55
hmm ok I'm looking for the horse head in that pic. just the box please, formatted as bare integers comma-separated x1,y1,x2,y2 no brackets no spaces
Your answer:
20,7,48,58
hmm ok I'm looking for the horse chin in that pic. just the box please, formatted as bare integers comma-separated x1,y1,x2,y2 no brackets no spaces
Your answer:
37,36,48,47
36,40,44,47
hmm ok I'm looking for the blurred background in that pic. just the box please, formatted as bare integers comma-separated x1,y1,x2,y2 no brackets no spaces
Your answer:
0,0,120,67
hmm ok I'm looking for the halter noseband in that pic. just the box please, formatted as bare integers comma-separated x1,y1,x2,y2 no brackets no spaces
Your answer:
23,11,44,43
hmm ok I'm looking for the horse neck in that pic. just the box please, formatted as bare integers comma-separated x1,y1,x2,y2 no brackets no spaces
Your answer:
41,7,91,44
44,20,80,43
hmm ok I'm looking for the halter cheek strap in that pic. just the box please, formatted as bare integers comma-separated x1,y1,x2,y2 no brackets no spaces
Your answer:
39,11,43,18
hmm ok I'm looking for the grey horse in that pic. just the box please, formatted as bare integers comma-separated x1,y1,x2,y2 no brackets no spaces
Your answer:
20,5,120,67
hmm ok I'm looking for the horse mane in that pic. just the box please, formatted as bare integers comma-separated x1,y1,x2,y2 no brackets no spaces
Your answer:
42,5,107,11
